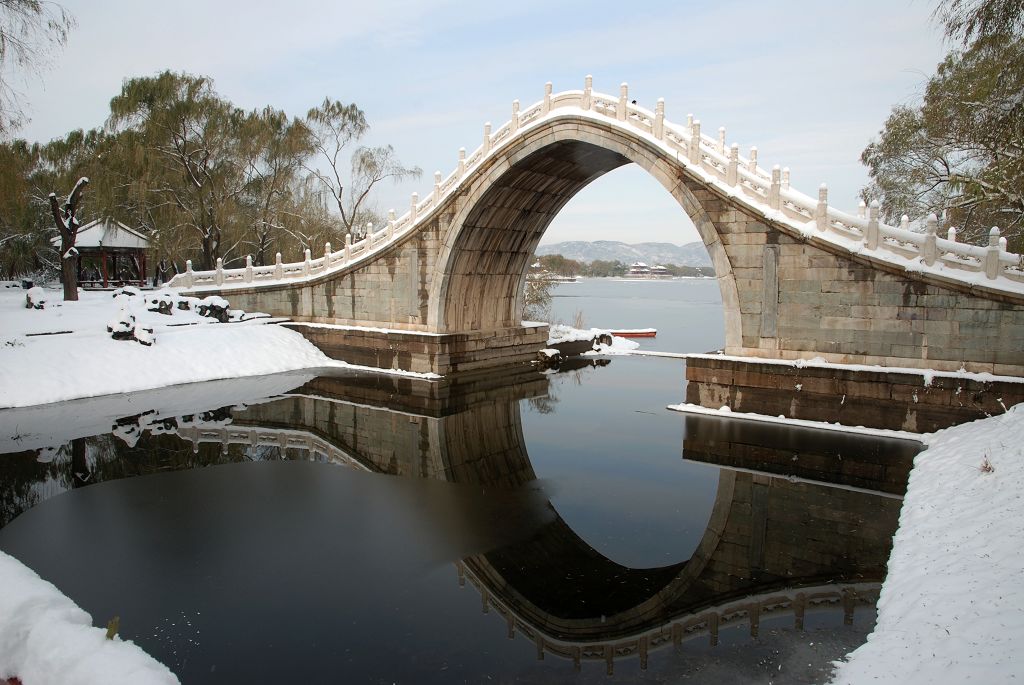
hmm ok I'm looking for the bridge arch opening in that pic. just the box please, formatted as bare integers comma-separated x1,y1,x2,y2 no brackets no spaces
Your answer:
428,121,742,351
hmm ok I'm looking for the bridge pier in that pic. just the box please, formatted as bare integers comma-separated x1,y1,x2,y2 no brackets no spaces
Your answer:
685,354,1024,432
285,322,548,376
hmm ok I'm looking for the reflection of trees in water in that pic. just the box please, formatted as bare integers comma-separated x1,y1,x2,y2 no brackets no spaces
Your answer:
0,422,294,528
526,360,609,416
528,395,558,415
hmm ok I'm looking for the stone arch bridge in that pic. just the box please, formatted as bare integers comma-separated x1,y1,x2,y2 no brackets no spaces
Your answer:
170,77,1024,377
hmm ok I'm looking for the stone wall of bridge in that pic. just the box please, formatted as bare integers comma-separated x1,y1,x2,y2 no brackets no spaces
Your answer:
188,115,1024,376
682,176,1024,374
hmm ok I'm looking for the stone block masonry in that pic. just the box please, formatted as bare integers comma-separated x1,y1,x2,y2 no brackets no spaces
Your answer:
182,115,1024,378
686,355,1024,433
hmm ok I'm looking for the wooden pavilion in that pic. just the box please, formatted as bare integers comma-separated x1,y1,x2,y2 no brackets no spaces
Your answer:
53,218,151,288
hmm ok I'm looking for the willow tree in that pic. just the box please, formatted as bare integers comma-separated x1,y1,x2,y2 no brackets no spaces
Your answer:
108,71,247,270
238,107,314,265
0,138,43,277
305,98,420,241
0,0,75,137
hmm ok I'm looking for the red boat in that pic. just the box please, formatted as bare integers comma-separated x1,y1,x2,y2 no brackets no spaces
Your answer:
608,328,657,338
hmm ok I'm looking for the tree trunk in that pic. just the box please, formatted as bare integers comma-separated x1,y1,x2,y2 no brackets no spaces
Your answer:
60,241,77,301
49,178,89,301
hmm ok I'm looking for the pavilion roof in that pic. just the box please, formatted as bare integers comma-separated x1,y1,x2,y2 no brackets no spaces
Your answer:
51,218,150,250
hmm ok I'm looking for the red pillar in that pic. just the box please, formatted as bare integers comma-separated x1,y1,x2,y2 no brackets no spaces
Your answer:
101,249,108,287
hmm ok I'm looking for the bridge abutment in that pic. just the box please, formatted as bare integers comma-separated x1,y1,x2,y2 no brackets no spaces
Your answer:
285,322,548,376
684,354,1024,432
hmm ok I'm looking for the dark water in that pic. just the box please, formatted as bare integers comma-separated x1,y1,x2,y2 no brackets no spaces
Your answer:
0,282,922,683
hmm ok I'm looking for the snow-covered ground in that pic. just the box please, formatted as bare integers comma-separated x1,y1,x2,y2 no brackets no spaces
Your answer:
0,551,180,684
0,285,393,409
830,404,1024,683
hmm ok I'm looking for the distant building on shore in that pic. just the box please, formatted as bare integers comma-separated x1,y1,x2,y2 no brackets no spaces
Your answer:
627,262,670,278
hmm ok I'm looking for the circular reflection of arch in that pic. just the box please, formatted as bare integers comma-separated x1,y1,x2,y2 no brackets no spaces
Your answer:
456,472,736,642
187,384,893,650
427,116,741,348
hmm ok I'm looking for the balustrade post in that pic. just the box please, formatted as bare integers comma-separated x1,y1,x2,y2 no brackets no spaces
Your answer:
923,213,938,266
365,223,373,244
865,201,880,250
482,122,492,154
302,249,311,276
900,215,910,231
433,170,442,203
654,98,665,139
1000,236,1007,251
688,120,701,164
768,165,781,210
985,227,1002,279
717,126,726,154
244,255,253,282
947,226,957,243
748,146,758,173
457,147,466,176
387,209,396,240
215,257,224,286
184,259,194,288
323,243,332,269
542,81,552,115
511,99,520,132
344,233,352,261
617,83,628,120
410,192,419,223
726,143,739,186
582,75,593,110
781,167,790,191
274,252,283,279
816,184,829,232
857,200,866,219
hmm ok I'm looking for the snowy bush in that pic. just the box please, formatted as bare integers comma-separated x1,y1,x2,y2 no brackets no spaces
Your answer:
24,286,48,310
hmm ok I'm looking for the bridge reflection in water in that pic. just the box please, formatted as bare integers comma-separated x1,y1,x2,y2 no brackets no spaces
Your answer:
0,364,917,677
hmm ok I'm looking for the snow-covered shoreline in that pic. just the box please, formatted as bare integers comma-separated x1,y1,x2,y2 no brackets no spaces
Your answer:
0,551,180,684
830,405,1024,683
0,287,447,409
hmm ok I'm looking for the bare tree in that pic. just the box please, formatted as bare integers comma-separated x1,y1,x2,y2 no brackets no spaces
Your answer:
0,0,75,137
305,98,420,240
48,174,87,300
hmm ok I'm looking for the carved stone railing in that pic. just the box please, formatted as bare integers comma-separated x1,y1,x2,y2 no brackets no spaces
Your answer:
169,77,1024,294
457,557,879,674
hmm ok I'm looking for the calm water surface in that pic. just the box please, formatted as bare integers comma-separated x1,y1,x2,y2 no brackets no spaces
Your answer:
0,280,919,684
548,277,725,353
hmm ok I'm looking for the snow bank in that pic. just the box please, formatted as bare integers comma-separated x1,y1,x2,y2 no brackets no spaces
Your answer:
831,405,1024,683
0,552,179,685
0,288,341,408
547,324,640,355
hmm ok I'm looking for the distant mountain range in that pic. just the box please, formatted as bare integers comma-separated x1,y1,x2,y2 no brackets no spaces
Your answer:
535,240,712,267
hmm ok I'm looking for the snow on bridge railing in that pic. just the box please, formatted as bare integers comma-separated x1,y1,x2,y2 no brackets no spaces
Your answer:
169,76,1024,293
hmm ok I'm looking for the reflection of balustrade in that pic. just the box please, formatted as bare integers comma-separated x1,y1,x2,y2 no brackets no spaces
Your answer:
167,76,1022,294
456,559,877,675
173,424,372,472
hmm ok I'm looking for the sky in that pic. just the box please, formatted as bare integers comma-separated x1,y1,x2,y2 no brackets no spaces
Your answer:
10,0,949,247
